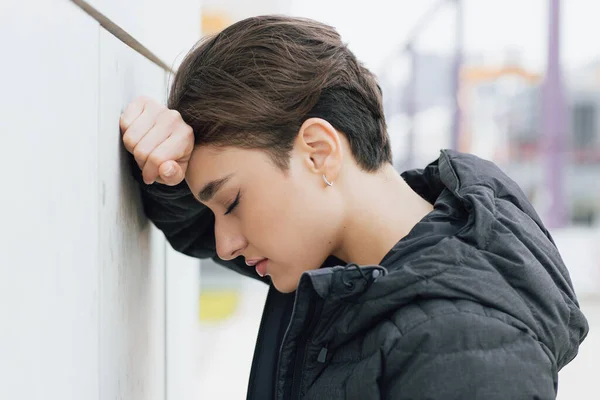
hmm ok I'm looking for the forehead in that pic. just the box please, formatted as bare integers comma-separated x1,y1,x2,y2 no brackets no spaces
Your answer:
186,145,271,184
187,146,236,182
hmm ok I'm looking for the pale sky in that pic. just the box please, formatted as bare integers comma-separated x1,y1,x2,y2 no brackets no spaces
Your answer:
288,0,600,75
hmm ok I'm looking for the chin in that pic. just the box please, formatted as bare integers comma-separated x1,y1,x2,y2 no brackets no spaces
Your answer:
270,275,300,293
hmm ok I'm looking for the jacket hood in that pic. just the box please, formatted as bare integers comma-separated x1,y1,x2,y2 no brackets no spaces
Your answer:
304,150,588,370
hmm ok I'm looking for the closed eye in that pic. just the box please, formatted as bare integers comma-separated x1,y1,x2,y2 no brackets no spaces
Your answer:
224,191,241,215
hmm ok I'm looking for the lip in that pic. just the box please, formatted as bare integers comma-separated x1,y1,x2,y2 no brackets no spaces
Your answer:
255,259,268,277
245,258,266,267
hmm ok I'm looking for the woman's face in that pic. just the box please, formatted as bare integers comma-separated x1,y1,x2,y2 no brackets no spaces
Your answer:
185,119,346,293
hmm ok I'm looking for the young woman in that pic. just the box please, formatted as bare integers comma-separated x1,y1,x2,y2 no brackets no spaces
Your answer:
120,15,588,400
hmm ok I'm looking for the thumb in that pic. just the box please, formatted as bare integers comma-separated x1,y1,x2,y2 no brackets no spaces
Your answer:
158,161,185,186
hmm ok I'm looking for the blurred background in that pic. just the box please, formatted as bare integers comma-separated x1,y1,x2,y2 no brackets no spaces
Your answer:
0,0,597,399
197,1,599,399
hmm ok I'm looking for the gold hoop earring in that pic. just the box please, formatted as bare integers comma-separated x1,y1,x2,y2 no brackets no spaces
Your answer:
322,174,333,187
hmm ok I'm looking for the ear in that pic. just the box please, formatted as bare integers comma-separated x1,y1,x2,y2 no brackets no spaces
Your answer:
294,118,343,183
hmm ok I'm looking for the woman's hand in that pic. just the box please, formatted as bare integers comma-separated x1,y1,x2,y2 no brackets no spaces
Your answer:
120,96,194,186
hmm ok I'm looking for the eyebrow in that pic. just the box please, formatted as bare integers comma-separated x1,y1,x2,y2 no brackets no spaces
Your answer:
197,174,234,202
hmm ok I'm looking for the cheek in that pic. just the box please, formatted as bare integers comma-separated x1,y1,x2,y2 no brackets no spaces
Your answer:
248,178,335,261
249,182,340,293
244,180,298,244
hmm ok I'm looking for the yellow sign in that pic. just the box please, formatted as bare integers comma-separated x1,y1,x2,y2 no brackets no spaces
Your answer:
199,289,240,322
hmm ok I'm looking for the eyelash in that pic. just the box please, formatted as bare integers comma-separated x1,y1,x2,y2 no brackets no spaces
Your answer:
224,191,241,215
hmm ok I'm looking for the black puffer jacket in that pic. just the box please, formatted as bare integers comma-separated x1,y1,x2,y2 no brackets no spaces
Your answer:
135,150,588,399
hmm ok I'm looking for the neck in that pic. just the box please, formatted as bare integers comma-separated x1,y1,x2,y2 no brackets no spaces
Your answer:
332,164,433,265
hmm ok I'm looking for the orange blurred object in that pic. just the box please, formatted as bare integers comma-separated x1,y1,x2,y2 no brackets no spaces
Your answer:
201,10,233,36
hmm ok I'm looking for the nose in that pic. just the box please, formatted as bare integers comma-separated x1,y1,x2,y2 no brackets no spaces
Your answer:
214,216,246,261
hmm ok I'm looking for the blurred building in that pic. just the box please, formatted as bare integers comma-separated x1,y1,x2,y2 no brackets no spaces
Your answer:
467,61,600,226
385,50,600,227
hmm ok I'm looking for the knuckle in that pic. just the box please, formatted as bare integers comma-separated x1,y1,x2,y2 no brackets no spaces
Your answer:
148,100,167,115
133,146,150,162
182,123,193,137
120,110,134,130
147,151,165,167
122,134,136,151
168,109,182,119
162,109,182,125
176,123,194,145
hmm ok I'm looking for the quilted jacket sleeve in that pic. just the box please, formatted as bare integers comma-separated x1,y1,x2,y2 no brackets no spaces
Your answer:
381,310,557,400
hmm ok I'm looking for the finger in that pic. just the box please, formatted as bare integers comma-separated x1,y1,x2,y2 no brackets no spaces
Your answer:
119,96,149,132
141,133,188,185
157,161,185,186
131,108,185,167
122,112,158,153
132,119,173,172
121,99,166,152
123,111,163,155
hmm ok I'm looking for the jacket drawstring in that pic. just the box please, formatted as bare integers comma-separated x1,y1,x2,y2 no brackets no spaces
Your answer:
317,345,328,363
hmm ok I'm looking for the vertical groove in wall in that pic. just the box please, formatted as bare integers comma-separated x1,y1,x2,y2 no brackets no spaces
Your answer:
163,53,169,392
95,21,102,400
163,69,171,400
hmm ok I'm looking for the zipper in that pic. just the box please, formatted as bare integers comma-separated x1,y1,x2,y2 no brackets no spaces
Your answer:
287,298,324,399
274,271,329,399
274,285,303,399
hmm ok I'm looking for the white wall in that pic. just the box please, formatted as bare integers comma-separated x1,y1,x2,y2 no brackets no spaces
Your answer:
0,1,201,399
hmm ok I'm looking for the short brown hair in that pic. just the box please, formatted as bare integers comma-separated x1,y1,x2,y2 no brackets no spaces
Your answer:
168,15,392,171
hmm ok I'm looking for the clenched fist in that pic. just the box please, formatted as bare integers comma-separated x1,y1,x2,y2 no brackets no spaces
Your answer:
120,96,194,186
